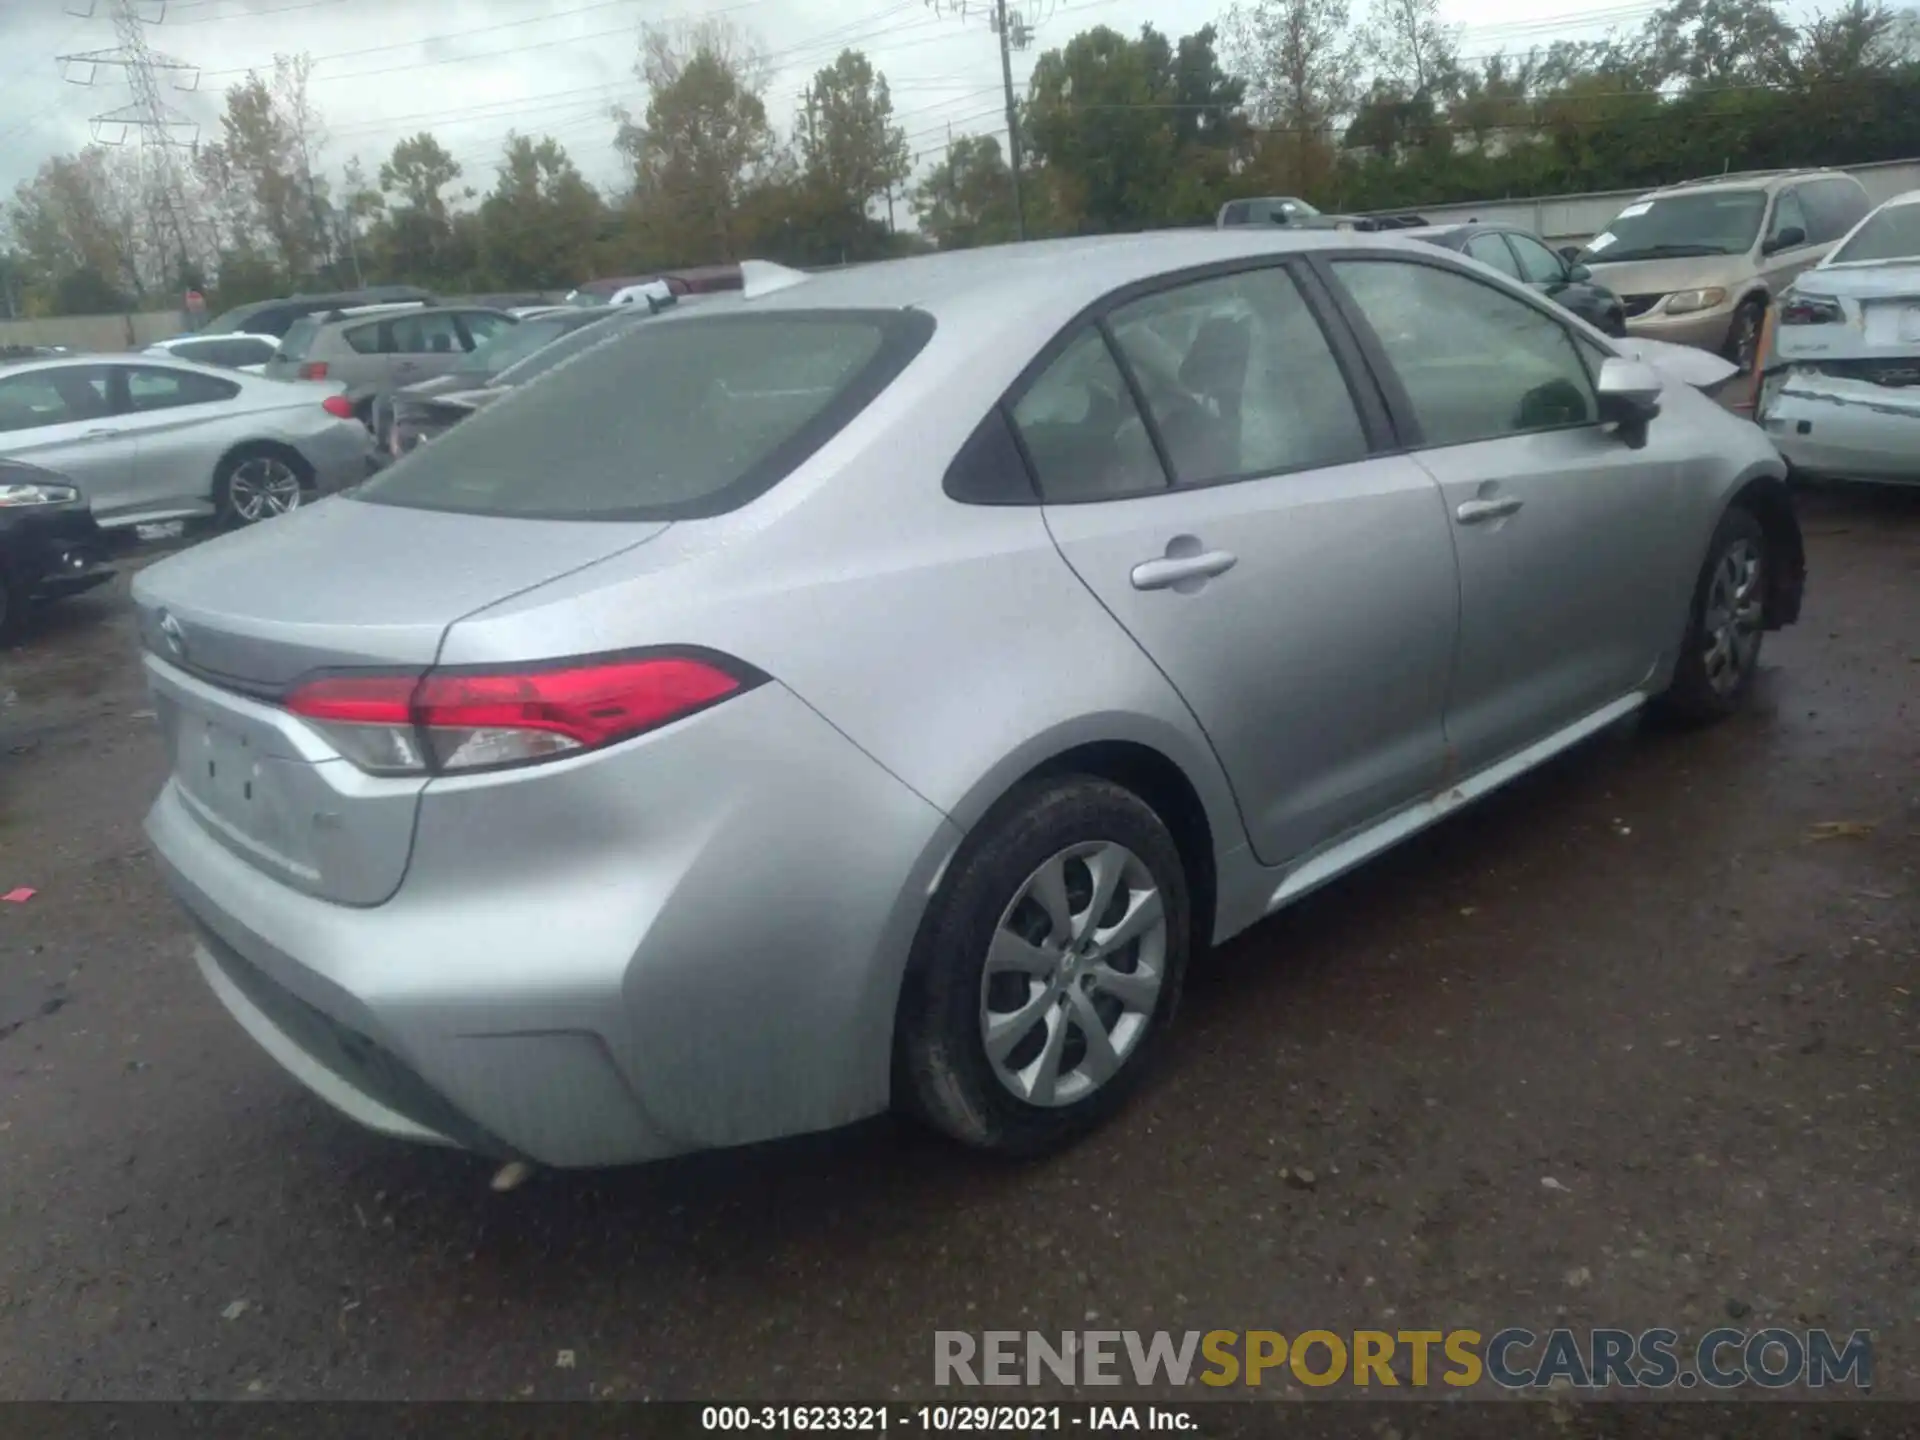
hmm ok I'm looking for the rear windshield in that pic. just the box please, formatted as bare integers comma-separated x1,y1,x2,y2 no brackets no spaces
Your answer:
1830,203,1920,265
276,317,321,361
355,308,934,521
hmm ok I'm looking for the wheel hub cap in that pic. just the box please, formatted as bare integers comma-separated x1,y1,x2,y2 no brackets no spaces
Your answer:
978,840,1169,1109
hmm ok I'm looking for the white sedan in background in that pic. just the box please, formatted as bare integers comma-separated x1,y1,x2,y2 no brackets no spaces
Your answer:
0,353,375,528
143,332,280,374
1758,187,1920,484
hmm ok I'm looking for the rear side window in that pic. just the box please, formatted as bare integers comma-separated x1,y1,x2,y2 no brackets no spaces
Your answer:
343,323,386,355
1805,178,1872,243
1829,201,1920,264
357,309,933,521
124,366,241,411
1465,233,1522,279
277,317,321,361
1105,268,1369,486
1011,327,1167,502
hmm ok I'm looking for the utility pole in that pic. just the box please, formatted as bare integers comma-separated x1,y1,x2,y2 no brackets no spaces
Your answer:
60,0,201,294
924,0,1054,243
992,0,1025,240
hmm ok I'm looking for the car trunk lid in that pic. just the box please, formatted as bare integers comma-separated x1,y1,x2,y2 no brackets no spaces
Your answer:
134,499,668,904
1776,263,1920,363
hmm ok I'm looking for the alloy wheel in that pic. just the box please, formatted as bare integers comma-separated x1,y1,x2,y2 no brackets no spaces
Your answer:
978,841,1168,1108
227,457,304,523
1702,537,1764,696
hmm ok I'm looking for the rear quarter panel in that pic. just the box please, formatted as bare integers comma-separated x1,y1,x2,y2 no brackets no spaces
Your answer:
435,304,1256,924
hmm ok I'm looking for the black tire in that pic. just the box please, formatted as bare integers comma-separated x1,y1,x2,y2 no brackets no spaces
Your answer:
214,446,312,528
895,775,1191,1157
1651,505,1769,725
0,562,23,646
1723,297,1766,370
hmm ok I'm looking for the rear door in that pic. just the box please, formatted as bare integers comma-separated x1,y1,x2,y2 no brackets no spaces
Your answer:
1028,262,1462,867
108,364,246,521
1320,253,1688,774
0,363,134,510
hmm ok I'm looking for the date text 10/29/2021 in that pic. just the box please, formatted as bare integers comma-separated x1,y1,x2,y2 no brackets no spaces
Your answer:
701,1407,1195,1432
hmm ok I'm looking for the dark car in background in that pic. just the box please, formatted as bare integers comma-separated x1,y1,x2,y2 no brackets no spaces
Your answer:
563,264,744,307
0,457,116,643
1407,222,1628,335
197,286,437,340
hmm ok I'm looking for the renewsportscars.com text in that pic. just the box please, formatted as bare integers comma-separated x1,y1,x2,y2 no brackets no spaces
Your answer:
934,1327,1873,1391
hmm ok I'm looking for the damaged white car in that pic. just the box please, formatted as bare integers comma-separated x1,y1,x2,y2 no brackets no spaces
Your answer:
1757,188,1920,485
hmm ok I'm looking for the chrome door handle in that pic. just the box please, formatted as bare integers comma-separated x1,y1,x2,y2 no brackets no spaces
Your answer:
1130,550,1237,591
1455,496,1523,524
83,427,118,439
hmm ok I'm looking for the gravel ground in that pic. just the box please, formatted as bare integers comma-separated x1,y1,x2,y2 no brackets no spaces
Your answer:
0,485,1914,1407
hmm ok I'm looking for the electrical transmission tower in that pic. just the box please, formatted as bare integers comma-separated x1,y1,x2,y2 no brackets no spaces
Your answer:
59,0,202,290
924,0,1059,241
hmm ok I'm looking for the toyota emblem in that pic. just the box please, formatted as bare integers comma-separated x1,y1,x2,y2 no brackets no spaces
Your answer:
158,611,187,661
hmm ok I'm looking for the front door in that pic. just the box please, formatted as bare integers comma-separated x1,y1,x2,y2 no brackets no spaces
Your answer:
0,364,136,514
1322,254,1688,775
1018,264,1462,868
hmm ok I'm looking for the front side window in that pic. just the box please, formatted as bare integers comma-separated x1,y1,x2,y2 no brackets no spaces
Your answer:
358,309,928,521
1465,233,1522,279
1829,200,1920,265
0,366,113,432
1011,327,1167,503
1768,187,1810,248
1332,259,1597,448
1508,233,1568,285
124,366,240,411
1106,267,1369,486
1580,190,1767,263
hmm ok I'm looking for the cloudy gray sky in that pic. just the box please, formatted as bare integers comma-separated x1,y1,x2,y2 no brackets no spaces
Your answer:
0,0,1808,205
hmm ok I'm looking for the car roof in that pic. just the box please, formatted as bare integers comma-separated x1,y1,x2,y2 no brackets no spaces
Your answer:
729,229,1428,328
1644,168,1852,199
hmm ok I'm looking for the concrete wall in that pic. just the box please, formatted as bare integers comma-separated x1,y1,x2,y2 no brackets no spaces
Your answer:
1370,156,1920,246
0,311,186,352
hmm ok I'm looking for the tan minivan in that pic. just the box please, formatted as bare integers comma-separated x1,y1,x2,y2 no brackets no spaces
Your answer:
1576,168,1873,368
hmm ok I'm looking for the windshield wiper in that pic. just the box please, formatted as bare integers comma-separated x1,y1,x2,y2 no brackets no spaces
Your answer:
1597,242,1732,261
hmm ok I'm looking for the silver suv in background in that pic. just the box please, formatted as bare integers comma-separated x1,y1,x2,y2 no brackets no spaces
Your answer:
262,302,518,420
1578,168,1873,367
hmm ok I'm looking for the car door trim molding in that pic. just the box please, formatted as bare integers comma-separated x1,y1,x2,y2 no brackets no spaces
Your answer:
1264,688,1648,916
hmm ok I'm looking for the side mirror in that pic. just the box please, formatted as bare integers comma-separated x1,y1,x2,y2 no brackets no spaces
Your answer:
1558,245,1583,264
1566,262,1592,283
1763,225,1806,256
1596,357,1663,448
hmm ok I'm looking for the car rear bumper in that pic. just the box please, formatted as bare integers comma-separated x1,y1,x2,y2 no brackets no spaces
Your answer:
146,680,962,1168
1759,374,1920,483
295,420,377,496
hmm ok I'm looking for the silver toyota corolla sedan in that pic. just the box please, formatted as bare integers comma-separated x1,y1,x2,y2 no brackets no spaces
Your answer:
0,353,373,529
134,230,1805,1170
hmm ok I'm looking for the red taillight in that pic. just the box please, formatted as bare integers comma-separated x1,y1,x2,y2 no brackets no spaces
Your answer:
283,654,754,774
321,394,355,419
1780,296,1842,326
299,361,329,380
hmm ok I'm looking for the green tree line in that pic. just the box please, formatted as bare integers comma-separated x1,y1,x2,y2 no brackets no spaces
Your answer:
3,0,1917,317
